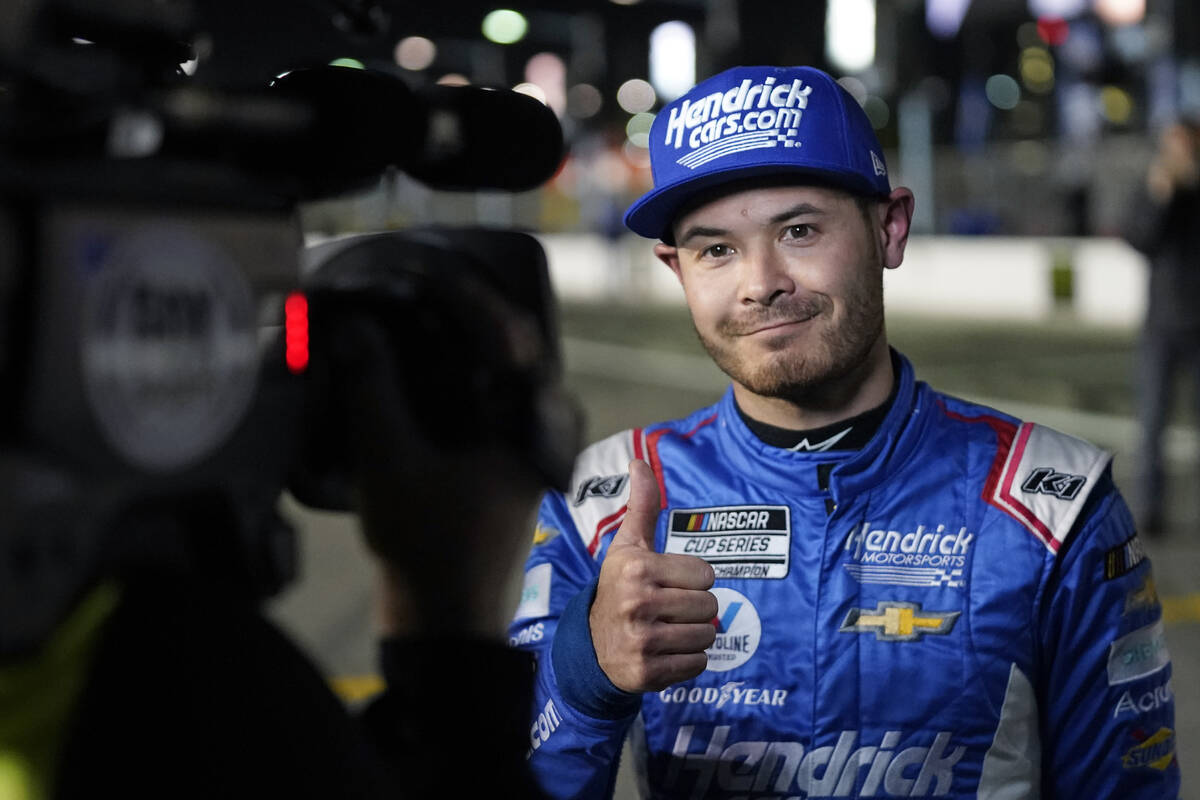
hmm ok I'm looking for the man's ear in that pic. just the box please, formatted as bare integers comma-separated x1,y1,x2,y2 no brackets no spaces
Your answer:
877,187,915,270
654,242,684,283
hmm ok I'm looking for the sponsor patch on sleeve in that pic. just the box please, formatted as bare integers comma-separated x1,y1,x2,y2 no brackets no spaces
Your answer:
1105,534,1147,580
574,473,629,505
1107,619,1171,685
666,505,790,578
988,422,1112,553
513,563,552,620
1121,727,1176,772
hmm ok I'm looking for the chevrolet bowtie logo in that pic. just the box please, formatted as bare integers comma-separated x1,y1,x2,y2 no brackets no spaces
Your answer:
839,601,960,642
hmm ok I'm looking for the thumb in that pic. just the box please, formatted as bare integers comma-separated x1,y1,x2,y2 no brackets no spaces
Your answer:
610,459,661,551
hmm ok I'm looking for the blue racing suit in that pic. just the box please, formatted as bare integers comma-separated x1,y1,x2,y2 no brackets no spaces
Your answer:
509,353,1180,799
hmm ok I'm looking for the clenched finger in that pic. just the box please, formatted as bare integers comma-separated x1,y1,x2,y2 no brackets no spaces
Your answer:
649,621,717,654
648,552,715,590
653,587,719,624
647,652,711,690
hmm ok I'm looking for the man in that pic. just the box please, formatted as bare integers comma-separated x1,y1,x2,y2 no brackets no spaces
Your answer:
1123,119,1200,536
509,66,1179,798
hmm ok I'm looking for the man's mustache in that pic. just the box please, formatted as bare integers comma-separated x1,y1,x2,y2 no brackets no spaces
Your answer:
717,296,827,336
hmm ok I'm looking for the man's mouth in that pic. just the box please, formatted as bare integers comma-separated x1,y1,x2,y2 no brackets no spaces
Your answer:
740,314,817,336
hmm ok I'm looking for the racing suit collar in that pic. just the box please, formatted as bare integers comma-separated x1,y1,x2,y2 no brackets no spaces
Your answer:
716,349,928,502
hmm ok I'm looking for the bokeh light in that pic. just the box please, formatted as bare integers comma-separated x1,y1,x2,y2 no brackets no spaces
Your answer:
482,9,528,44
437,73,470,86
926,0,971,39
826,0,875,73
617,79,657,114
1020,47,1055,94
567,84,603,119
985,74,1021,110
525,52,566,116
864,96,890,129
328,57,365,70
1010,100,1045,136
1095,0,1145,27
623,139,652,168
625,112,655,147
1028,0,1086,17
1100,85,1133,124
1016,21,1043,49
1036,17,1070,46
837,76,869,106
395,36,436,71
650,21,696,102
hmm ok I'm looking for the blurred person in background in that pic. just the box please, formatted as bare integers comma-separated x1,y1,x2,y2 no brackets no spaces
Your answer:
509,65,1179,798
1123,118,1200,537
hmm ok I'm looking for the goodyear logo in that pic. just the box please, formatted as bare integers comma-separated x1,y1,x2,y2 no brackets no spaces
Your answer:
1121,728,1176,771
839,601,960,642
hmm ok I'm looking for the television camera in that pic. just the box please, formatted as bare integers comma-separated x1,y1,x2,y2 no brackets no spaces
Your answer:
0,0,580,657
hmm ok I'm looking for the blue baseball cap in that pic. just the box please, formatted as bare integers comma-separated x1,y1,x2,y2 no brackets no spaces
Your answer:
623,66,891,241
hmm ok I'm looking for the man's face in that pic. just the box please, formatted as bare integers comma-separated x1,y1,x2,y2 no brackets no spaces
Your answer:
655,184,898,403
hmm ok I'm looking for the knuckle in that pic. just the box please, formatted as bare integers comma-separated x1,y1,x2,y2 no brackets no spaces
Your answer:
628,626,656,656
620,557,652,584
617,586,656,621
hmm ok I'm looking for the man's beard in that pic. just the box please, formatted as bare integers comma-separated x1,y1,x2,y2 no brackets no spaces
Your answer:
694,271,885,404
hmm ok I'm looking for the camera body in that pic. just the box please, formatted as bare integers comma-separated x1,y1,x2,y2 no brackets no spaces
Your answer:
0,0,575,655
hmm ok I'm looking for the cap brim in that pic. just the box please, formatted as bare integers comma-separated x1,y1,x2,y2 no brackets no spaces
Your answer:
624,164,888,241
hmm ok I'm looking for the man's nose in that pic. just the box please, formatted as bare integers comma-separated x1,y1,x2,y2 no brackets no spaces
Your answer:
740,248,795,305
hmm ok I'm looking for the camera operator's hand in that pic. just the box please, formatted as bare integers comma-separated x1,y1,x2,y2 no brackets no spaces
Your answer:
331,315,543,640
588,459,717,692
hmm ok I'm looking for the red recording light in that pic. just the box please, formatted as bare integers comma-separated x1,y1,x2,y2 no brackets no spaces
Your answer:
284,291,309,373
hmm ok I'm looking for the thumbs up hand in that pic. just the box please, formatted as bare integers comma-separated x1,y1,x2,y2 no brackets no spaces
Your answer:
589,460,718,693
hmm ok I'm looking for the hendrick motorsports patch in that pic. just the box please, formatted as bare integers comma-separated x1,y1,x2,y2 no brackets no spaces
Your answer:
666,505,790,579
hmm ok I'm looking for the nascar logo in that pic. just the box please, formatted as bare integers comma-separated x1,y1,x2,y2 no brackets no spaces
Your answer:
667,506,790,579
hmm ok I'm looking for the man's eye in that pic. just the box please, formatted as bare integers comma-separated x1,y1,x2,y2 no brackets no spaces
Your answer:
702,243,733,258
784,224,812,239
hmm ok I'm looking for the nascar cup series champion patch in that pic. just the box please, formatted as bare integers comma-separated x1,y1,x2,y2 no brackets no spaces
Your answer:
624,66,892,241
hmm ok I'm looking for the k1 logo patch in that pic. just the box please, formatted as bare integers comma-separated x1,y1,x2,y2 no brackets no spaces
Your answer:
1021,467,1086,500
666,505,790,578
573,473,628,505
